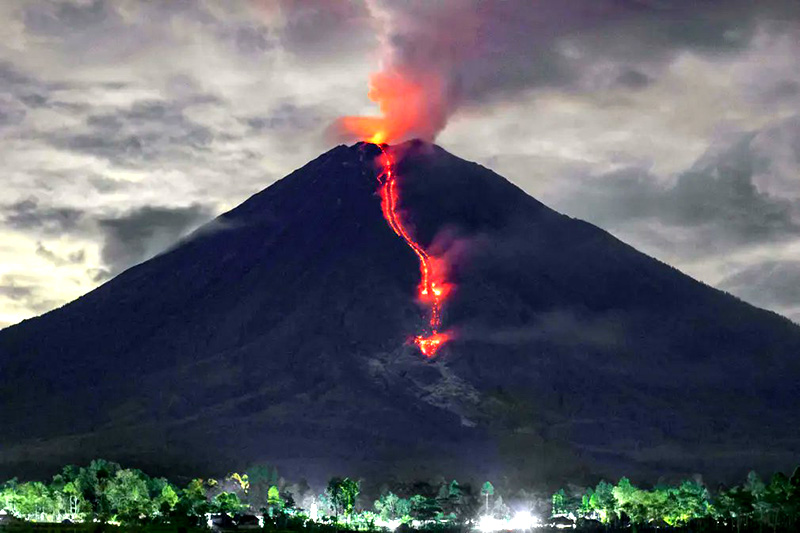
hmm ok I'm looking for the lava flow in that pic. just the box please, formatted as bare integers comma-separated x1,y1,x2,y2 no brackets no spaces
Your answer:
375,145,451,357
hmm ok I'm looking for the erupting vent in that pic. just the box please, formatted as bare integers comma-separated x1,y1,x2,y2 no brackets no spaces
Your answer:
375,145,451,357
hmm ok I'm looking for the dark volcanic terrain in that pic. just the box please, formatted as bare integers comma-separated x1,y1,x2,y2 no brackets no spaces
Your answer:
1,141,798,487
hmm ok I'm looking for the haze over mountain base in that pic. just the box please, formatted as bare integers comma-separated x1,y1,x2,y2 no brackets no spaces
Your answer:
1,141,798,487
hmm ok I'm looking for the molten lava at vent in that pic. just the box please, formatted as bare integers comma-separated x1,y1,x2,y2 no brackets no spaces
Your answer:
375,145,451,357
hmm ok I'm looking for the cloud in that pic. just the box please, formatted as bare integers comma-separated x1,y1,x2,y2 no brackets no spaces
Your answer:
719,261,800,322
3,197,85,235
553,123,800,258
0,0,799,329
275,0,375,60
96,204,214,275
47,98,216,167
338,0,799,142
35,241,85,267
0,274,65,316
615,69,652,90
0,279,34,302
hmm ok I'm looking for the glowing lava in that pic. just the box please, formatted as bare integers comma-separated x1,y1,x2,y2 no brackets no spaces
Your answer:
374,145,451,357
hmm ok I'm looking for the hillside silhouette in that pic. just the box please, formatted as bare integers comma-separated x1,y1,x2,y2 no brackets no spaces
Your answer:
1,141,798,487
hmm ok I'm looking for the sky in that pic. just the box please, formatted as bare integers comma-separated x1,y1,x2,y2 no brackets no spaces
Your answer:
1,0,800,329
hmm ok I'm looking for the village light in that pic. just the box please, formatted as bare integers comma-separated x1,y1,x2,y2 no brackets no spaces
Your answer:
509,510,540,530
477,515,504,532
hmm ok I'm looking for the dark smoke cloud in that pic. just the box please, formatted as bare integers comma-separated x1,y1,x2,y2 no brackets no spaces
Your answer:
340,0,800,141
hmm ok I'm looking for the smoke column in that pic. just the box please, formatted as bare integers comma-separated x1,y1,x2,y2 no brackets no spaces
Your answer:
337,1,479,144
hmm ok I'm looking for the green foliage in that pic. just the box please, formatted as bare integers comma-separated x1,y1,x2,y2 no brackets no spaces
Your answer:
268,485,282,506
104,469,154,524
3,457,800,531
213,491,246,516
374,492,411,521
549,470,800,530
409,494,441,521
481,481,495,515
325,477,360,517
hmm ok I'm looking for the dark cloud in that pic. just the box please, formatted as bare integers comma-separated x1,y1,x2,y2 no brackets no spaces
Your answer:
276,0,375,60
3,197,85,235
23,0,110,36
0,99,26,126
376,0,796,112
719,261,800,320
243,102,324,133
0,280,34,302
97,204,214,275
49,98,216,166
615,69,652,90
0,60,94,119
554,131,800,255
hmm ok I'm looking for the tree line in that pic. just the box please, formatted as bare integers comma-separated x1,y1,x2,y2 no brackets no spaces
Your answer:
2,459,800,531
551,468,800,530
0,459,497,529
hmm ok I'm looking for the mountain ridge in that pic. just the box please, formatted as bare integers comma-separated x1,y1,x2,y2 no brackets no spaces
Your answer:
1,140,798,487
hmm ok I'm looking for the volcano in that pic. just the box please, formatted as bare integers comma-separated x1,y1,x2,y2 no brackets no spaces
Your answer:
1,141,799,487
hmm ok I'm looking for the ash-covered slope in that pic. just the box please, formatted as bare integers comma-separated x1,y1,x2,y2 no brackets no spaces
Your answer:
1,141,798,487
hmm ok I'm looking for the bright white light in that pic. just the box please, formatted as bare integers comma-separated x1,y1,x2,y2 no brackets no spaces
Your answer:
478,512,541,532
509,510,540,530
477,515,504,532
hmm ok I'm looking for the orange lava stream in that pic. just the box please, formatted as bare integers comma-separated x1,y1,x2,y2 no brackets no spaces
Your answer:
375,145,451,357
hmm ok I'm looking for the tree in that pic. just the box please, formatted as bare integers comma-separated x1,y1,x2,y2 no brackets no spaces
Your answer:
593,480,617,523
436,480,473,522
579,488,594,518
77,459,122,521
666,480,711,525
491,495,511,519
552,489,567,516
104,469,154,524
481,482,495,515
62,481,83,517
13,482,55,521
325,477,359,518
375,492,411,521
265,485,284,517
246,464,280,511
213,492,246,516
763,473,793,531
175,478,209,521
154,482,179,517
409,494,441,521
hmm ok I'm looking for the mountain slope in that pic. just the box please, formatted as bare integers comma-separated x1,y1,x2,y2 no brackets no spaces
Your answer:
1,140,798,487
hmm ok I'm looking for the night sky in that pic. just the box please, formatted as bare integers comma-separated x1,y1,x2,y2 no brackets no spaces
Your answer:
2,0,800,329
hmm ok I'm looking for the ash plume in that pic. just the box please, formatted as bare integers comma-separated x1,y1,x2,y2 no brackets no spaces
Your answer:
334,0,787,144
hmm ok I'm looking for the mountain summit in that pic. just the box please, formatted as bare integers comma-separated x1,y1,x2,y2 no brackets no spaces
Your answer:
1,141,798,486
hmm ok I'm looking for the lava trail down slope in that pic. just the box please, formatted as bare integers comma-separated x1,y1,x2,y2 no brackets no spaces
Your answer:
375,144,451,356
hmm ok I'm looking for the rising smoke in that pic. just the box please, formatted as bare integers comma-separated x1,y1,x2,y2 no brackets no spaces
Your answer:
333,0,778,144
